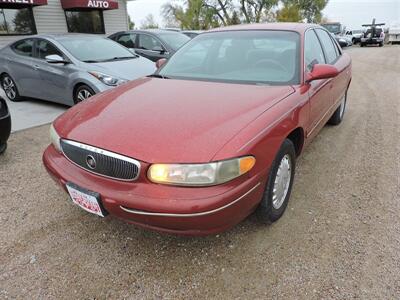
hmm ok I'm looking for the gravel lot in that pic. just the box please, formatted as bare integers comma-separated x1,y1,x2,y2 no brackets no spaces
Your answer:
1,46,399,299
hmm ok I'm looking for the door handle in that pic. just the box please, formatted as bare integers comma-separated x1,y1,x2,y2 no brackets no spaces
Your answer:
33,64,41,70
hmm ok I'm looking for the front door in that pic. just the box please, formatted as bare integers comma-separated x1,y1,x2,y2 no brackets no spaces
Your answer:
31,39,72,104
304,29,332,137
135,34,168,62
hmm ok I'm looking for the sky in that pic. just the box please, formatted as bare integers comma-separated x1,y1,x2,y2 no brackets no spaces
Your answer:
127,0,400,30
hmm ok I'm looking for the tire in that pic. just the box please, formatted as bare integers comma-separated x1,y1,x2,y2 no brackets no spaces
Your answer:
328,90,348,125
379,42,383,47
74,85,95,104
360,43,365,47
1,74,21,102
256,139,296,224
0,142,7,155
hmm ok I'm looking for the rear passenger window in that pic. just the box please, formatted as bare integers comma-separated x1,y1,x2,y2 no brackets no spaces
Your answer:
305,30,325,71
12,39,34,57
315,29,338,64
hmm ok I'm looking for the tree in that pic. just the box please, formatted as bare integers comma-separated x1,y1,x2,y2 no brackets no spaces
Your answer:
128,15,135,30
278,0,329,23
239,0,278,23
163,0,220,29
140,14,159,29
276,2,302,22
298,0,328,23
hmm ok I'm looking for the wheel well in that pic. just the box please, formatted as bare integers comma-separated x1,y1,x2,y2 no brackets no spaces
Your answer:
286,128,304,157
73,83,86,98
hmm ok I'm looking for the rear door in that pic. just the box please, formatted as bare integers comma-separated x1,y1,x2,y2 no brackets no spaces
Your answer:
8,39,39,97
135,33,168,62
315,29,348,108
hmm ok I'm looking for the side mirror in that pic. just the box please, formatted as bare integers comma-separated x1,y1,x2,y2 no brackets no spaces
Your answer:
155,58,167,69
45,54,68,64
306,64,339,82
152,45,165,53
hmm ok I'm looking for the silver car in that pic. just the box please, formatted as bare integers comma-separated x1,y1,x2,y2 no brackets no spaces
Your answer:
0,34,156,106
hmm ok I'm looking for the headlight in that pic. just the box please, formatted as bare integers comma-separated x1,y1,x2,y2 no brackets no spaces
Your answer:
89,71,128,86
148,156,256,186
50,124,61,152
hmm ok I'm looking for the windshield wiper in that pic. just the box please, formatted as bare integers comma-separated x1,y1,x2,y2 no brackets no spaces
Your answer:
103,56,138,62
82,59,102,63
147,74,170,79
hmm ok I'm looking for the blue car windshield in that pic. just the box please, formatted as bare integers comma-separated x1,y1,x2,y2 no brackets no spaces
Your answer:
59,37,136,62
159,30,300,85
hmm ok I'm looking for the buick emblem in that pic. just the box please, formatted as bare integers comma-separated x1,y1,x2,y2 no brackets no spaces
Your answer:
86,155,96,170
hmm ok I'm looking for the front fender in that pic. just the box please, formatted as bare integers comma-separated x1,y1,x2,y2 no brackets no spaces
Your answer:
212,90,308,176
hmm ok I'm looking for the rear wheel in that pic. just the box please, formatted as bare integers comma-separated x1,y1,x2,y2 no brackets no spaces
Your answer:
328,90,347,125
74,85,95,104
256,139,296,224
1,74,21,102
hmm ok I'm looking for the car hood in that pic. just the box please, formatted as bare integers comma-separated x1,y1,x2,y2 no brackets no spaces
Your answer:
55,78,294,163
83,56,156,80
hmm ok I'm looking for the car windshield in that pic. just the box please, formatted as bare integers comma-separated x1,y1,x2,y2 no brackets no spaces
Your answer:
59,37,136,62
159,30,300,85
158,32,190,50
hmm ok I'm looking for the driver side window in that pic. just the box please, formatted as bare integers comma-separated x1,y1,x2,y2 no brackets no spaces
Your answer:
305,30,326,72
139,34,163,51
35,39,64,60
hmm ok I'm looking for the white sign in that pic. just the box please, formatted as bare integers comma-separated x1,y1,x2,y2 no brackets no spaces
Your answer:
87,0,109,9
0,0,35,4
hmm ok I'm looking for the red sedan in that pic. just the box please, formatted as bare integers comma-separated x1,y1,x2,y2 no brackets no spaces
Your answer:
43,23,351,236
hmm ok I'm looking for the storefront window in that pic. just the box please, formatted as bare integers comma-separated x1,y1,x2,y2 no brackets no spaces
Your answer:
65,10,105,34
0,8,36,35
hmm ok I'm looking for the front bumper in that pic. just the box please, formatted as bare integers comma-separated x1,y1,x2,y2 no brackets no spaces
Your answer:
43,145,265,236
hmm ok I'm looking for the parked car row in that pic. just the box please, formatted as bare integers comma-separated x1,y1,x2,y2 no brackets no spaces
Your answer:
41,23,352,235
0,29,192,106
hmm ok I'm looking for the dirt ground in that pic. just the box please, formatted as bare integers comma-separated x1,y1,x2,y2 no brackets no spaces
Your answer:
1,46,399,299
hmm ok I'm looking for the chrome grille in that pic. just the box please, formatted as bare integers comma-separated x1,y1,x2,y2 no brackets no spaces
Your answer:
60,139,140,181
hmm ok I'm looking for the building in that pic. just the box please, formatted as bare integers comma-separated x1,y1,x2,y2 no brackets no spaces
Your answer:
0,0,133,48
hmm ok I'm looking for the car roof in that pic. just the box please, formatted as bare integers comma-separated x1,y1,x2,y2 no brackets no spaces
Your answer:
119,29,183,35
208,22,319,34
32,33,107,41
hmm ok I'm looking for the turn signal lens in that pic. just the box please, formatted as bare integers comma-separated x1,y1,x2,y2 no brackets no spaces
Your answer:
148,156,256,186
49,124,61,152
239,156,256,174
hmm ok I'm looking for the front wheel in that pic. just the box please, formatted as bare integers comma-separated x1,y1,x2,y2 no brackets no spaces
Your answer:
74,85,95,104
256,139,296,224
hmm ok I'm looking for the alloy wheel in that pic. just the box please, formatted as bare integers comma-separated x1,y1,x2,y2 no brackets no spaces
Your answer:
2,76,17,100
272,154,292,210
76,89,93,103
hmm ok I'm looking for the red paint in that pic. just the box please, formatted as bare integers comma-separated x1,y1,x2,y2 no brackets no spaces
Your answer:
43,23,352,235
0,0,47,7
60,0,118,10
